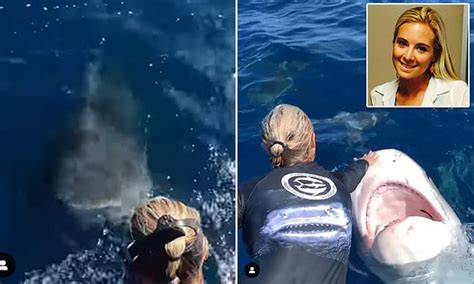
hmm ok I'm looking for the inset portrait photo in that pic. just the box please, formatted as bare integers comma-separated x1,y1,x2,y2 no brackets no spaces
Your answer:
367,4,470,107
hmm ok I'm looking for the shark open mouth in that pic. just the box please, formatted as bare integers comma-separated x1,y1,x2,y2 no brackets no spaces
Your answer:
366,182,445,247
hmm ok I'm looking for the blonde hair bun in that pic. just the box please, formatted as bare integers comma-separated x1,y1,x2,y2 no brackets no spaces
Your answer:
262,104,315,168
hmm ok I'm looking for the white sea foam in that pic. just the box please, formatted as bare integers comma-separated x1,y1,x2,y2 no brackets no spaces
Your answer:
197,145,235,283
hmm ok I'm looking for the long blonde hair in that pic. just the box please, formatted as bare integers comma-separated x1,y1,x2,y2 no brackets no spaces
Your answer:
262,104,315,168
393,6,459,80
129,197,208,284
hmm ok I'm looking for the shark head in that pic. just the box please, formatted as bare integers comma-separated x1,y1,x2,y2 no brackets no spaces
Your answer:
351,149,464,281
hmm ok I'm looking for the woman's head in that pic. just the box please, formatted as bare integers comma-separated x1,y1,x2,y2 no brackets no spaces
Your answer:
262,104,315,168
392,6,458,81
129,197,208,284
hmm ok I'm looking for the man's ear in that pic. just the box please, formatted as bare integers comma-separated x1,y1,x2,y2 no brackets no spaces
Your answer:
311,132,316,148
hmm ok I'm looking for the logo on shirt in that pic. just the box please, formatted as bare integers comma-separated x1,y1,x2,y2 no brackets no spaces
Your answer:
281,173,337,200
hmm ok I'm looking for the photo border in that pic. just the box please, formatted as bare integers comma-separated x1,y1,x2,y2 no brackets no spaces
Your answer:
366,2,470,108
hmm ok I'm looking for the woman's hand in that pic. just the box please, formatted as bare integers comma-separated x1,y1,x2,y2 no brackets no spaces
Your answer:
361,151,379,166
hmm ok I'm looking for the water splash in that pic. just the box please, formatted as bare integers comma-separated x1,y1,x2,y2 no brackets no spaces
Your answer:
194,145,235,283
428,224,474,283
23,228,126,283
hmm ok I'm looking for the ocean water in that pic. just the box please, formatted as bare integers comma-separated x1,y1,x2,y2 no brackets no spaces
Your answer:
238,0,474,283
0,0,234,283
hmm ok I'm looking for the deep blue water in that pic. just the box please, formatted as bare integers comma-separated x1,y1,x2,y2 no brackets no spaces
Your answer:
238,0,474,283
0,0,234,283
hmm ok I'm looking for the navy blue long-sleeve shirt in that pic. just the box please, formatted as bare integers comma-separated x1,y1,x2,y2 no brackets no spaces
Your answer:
239,160,368,284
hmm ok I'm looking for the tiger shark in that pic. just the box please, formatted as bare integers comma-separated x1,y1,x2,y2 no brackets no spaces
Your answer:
351,149,467,282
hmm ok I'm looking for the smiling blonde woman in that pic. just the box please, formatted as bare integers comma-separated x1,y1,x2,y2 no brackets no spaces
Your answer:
370,6,468,107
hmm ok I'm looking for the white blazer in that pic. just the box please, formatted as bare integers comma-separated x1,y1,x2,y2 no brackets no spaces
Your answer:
370,77,469,107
